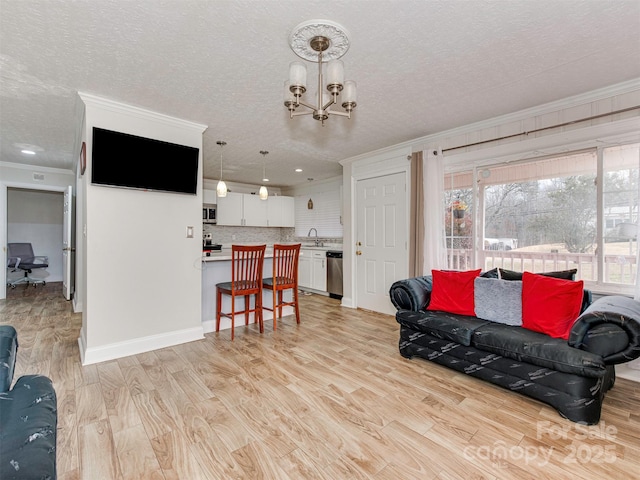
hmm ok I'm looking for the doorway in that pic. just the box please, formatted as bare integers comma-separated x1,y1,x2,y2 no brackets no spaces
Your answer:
355,172,408,314
1,183,72,300
6,188,63,285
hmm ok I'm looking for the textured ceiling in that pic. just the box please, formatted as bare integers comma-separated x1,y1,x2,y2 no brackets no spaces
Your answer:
1,0,639,188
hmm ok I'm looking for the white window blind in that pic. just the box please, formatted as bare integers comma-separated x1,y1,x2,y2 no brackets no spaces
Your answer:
295,191,343,237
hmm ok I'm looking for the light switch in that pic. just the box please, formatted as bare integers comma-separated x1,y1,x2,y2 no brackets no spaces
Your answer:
186,226,194,238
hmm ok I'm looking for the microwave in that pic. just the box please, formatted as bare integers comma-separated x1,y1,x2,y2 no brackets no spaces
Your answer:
203,204,216,224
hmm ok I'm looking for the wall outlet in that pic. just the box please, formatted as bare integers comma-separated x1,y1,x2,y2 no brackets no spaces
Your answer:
186,226,194,238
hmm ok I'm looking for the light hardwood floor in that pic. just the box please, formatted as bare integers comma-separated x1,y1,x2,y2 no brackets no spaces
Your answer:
2,283,639,480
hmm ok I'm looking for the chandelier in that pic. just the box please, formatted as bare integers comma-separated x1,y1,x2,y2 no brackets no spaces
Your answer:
284,20,357,126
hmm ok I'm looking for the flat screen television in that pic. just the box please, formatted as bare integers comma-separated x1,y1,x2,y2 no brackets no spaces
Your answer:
91,127,199,195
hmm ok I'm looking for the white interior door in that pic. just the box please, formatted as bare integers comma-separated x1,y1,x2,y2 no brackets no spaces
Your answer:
355,172,407,314
62,185,74,300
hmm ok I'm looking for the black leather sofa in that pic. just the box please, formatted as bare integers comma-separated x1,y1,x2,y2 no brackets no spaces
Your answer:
0,325,57,480
389,275,640,424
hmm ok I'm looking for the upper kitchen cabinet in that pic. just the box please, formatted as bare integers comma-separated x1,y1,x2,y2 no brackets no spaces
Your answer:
267,196,295,228
217,192,293,227
217,192,295,227
203,189,217,204
243,194,268,227
216,192,245,226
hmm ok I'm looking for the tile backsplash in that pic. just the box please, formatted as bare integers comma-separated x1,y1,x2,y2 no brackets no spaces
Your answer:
203,224,342,247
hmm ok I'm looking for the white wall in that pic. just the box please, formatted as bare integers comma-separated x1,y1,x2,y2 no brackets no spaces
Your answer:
78,93,207,365
7,188,63,282
0,162,75,299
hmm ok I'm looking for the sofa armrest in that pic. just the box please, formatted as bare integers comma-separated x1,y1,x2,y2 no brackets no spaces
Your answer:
0,375,57,480
569,296,640,365
389,276,433,311
0,326,18,393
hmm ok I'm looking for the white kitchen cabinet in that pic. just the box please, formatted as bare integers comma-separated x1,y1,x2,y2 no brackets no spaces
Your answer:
298,249,312,289
203,189,217,204
243,194,268,226
281,196,295,227
218,192,294,227
216,192,244,226
267,196,295,227
311,251,327,291
299,249,327,292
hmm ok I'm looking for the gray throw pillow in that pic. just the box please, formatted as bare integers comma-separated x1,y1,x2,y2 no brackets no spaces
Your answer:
474,277,523,326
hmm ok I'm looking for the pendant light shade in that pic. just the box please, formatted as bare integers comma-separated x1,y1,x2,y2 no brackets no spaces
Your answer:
216,140,228,198
216,180,227,197
259,150,269,201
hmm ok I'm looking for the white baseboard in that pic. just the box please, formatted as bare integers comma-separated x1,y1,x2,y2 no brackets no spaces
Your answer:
72,297,83,313
617,363,640,383
340,296,355,308
79,326,204,365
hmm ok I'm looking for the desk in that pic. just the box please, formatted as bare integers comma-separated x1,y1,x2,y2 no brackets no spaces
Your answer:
201,253,294,333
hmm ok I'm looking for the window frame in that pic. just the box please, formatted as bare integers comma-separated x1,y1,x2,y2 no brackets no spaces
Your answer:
443,142,639,295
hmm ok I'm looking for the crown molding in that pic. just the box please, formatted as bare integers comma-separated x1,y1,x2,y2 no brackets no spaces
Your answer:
410,78,640,150
78,92,208,134
0,161,74,175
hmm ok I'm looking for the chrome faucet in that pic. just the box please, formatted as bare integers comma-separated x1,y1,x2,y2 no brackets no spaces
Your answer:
307,227,319,246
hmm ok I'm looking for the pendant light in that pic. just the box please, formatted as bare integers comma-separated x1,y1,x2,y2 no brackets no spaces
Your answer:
216,140,227,198
259,150,269,200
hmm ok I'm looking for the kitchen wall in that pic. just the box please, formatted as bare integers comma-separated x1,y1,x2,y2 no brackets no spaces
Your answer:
202,223,342,248
203,224,294,245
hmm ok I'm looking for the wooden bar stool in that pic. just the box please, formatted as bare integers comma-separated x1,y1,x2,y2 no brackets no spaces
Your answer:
216,244,266,340
263,243,301,331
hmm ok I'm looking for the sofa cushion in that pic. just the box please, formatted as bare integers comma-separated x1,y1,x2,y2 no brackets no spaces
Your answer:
522,272,584,339
474,277,523,326
472,322,606,378
499,268,577,281
396,309,490,346
427,269,481,316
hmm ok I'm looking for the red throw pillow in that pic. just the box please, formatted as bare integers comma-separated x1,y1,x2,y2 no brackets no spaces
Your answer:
521,272,584,340
428,269,481,316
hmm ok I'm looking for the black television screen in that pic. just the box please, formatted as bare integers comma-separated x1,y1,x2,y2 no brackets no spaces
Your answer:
91,127,199,195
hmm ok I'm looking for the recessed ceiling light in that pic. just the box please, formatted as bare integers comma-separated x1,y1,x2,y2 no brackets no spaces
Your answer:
263,178,269,182
295,168,302,172
15,143,43,154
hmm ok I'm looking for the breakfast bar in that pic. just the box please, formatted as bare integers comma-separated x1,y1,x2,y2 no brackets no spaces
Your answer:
201,248,294,334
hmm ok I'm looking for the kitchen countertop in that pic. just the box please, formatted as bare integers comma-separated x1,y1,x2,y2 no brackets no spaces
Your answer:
202,243,342,261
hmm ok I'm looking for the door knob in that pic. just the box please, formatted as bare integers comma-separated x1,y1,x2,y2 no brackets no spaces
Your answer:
356,250,362,255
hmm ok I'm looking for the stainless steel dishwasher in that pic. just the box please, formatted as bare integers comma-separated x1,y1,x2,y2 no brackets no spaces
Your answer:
326,250,343,299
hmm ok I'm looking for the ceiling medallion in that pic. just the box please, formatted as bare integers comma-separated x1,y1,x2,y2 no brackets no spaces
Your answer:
284,19,357,125
289,20,350,62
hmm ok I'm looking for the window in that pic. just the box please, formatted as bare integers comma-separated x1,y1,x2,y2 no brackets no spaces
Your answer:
443,143,640,294
444,172,473,270
603,143,640,285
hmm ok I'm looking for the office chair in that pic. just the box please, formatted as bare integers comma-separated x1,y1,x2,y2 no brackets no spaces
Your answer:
263,243,301,331
6,243,49,288
216,244,266,340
